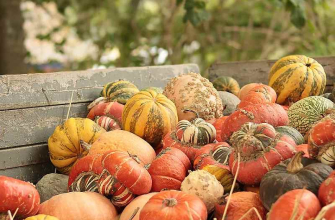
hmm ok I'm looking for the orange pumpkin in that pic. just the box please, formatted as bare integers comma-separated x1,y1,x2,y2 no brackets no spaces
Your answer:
238,84,277,109
238,83,262,100
212,116,228,142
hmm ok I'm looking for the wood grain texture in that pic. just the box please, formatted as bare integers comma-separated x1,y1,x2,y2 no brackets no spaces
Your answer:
209,56,335,91
0,103,88,149
0,64,199,110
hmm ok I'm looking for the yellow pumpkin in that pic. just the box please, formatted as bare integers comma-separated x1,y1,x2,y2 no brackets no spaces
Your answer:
269,55,326,105
48,118,105,174
25,215,59,220
122,89,178,148
202,164,236,192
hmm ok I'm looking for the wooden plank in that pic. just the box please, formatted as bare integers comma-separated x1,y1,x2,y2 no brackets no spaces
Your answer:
0,162,55,183
208,56,335,88
0,102,88,149
0,144,49,170
0,64,199,110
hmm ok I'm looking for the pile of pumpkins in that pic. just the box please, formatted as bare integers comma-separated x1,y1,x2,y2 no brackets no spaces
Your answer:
1,55,335,220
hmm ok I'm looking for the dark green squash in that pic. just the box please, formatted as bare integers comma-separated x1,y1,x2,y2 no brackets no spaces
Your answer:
212,76,240,96
275,126,305,145
259,151,333,210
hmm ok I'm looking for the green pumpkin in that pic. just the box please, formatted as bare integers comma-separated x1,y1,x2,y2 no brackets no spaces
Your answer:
275,126,305,145
212,76,240,96
100,80,139,104
288,96,334,136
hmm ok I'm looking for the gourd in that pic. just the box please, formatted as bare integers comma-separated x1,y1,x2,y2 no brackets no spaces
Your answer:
122,89,178,147
48,118,105,174
269,55,326,105
259,151,333,210
100,80,139,104
212,76,240,96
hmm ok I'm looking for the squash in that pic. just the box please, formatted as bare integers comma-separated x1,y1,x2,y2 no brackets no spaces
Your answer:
148,147,191,192
267,189,321,220
318,171,335,206
212,76,240,96
202,165,236,192
214,192,266,220
88,130,156,166
181,170,223,211
122,89,178,147
212,116,228,142
193,142,231,170
48,118,105,174
0,176,40,219
163,72,223,121
238,84,277,109
269,55,326,105
308,113,335,166
38,192,118,220
218,91,240,116
238,83,262,100
141,87,163,94
100,80,139,104
288,96,334,136
275,126,305,145
229,122,296,185
139,190,207,220
221,103,289,142
259,151,333,210
25,215,59,220
119,193,158,220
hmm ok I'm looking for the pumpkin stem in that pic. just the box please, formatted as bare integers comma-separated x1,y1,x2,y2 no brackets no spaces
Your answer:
183,109,199,118
286,151,304,173
80,140,92,152
306,63,311,67
162,198,178,207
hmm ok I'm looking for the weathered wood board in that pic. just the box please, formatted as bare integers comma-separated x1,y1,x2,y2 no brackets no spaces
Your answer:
0,64,200,183
209,56,335,91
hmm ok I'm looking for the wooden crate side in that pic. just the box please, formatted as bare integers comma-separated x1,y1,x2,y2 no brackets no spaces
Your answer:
0,64,199,110
208,56,335,90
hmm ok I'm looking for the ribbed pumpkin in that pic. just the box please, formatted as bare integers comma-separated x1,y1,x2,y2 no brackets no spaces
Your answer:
122,89,178,147
25,215,59,220
238,83,262,100
238,84,277,109
212,76,240,96
269,55,326,105
275,126,305,145
48,118,105,174
202,165,235,192
141,87,163,94
101,80,139,104
288,96,334,136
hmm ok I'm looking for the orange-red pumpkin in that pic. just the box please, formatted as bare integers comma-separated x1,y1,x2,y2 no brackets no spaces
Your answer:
238,84,277,109
212,116,228,142
318,171,335,206
295,144,310,158
238,83,262,100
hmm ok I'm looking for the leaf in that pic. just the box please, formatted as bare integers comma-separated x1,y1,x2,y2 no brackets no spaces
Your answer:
184,0,195,10
177,0,184,6
290,4,306,28
194,1,206,9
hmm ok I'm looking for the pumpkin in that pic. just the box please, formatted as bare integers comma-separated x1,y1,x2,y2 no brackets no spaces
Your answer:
148,147,191,192
0,176,40,219
212,76,240,96
229,122,296,185
202,165,236,192
259,151,333,210
38,192,118,220
269,55,326,105
100,80,139,104
88,130,156,166
288,96,334,136
275,126,305,145
122,89,178,147
318,171,335,206
214,192,266,220
317,203,335,220
238,83,263,100
308,113,335,166
238,84,277,109
295,144,310,158
212,116,228,142
94,116,121,131
48,118,105,174
119,193,158,220
139,190,207,220
25,215,59,220
141,87,163,94
181,169,223,211
220,103,289,142
218,92,240,116
193,142,231,170
267,189,321,220
98,150,152,207
163,72,223,121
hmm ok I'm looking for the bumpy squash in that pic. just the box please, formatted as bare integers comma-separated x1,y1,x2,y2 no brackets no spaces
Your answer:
212,76,240,96
269,55,326,105
25,215,59,220
288,96,334,136
101,80,139,104
48,118,105,174
122,89,178,147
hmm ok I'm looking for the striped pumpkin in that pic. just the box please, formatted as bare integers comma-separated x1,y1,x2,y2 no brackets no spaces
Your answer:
212,76,240,96
100,80,139,104
269,55,326,105
275,126,305,145
122,89,178,147
95,116,121,131
288,96,334,136
48,118,105,174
